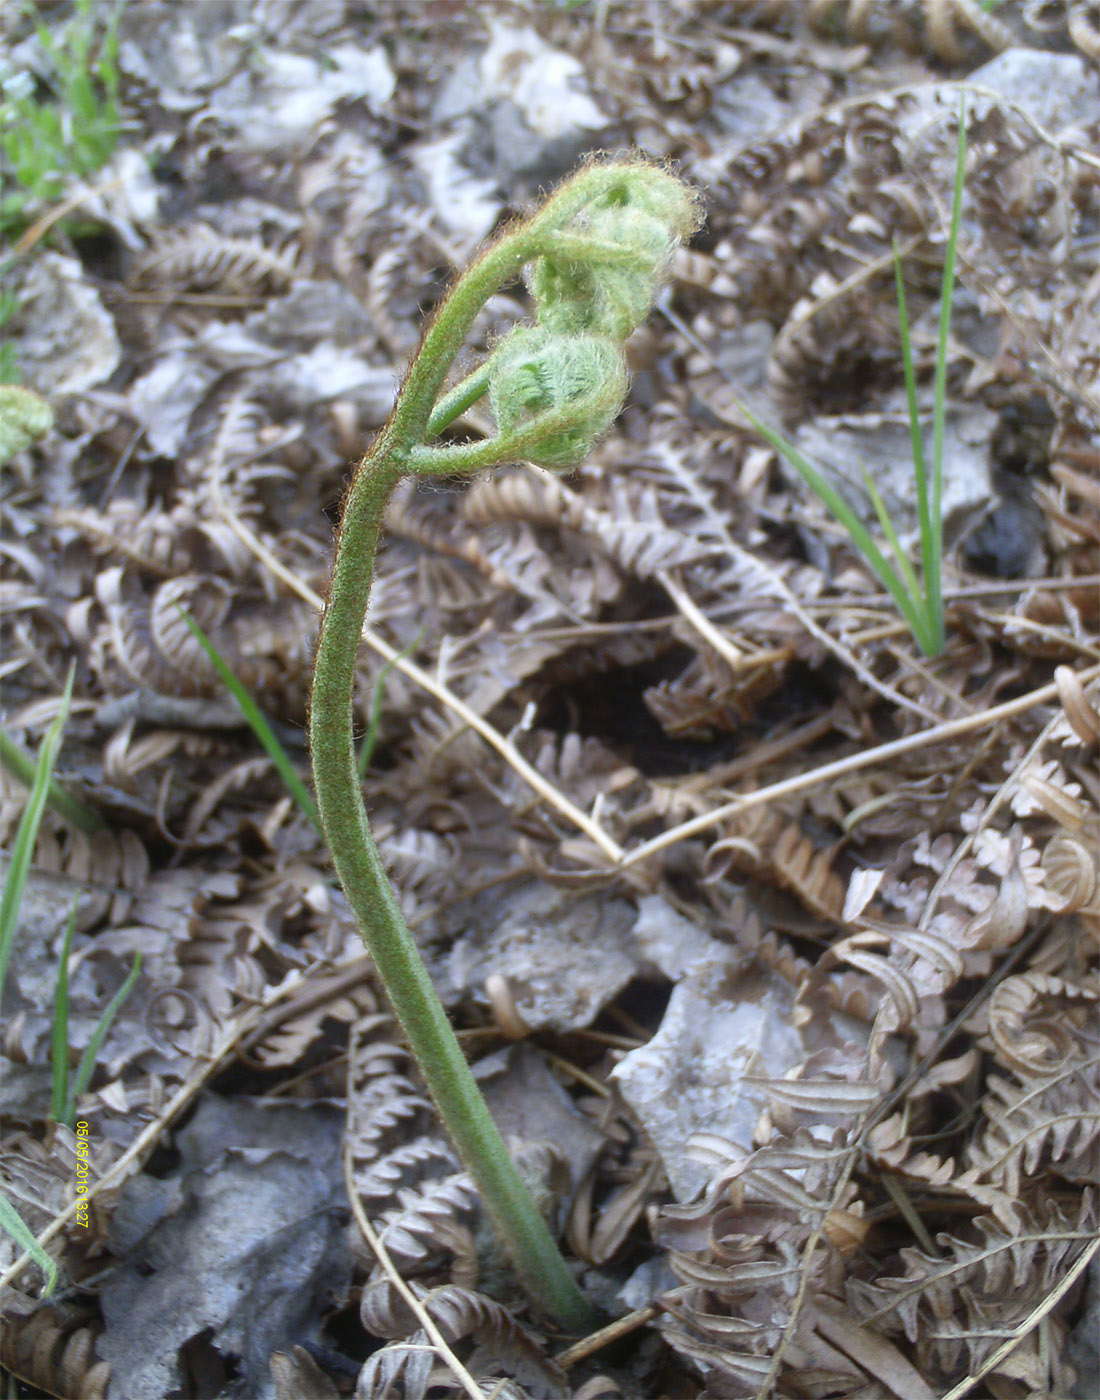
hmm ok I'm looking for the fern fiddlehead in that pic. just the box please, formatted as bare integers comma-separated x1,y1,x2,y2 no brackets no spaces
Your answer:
310,158,700,1331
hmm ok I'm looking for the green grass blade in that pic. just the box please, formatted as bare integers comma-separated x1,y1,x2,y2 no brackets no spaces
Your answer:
927,94,969,655
62,952,142,1127
893,238,934,578
0,1195,58,1298
175,606,322,835
859,460,925,606
358,629,425,778
879,1170,937,1255
51,891,82,1123
0,729,104,833
68,67,98,128
0,665,75,997
729,395,935,652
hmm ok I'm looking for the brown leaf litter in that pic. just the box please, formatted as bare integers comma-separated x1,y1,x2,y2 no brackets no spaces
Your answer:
2,3,1098,1398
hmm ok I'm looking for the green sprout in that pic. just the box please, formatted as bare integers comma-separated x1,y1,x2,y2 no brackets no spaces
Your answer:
0,669,139,1130
175,603,416,810
0,383,54,462
0,667,77,997
729,96,969,657
175,605,322,835
0,1195,58,1298
0,0,123,241
51,889,142,1129
310,157,701,1331
0,727,103,834
0,285,22,384
1,0,124,382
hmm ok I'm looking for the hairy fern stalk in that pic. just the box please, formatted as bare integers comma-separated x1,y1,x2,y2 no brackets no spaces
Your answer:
310,158,701,1330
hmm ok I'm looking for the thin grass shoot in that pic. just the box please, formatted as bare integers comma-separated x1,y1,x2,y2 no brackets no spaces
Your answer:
0,665,75,995
175,605,321,834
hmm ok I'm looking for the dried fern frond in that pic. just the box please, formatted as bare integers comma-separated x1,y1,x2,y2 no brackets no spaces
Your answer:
705,809,846,924
645,651,786,740
1042,829,1099,924
359,1282,566,1399
587,479,720,581
809,0,1011,63
984,969,1099,1078
1054,666,1100,749
654,1126,870,1390
864,1111,1022,1232
462,470,586,532
373,1174,482,1268
374,826,466,912
388,480,518,595
799,923,968,1036
967,1056,1100,1197
466,468,718,582
89,562,316,718
129,225,298,297
56,502,188,577
0,1302,109,1400
245,966,380,1071
346,1011,479,1280
353,1332,439,1400
848,1194,1096,1382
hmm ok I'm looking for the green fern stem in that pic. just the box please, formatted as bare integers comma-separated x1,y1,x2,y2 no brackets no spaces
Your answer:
311,442,595,1331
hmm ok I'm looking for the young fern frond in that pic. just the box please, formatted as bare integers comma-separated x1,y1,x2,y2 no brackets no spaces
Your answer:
310,158,701,1331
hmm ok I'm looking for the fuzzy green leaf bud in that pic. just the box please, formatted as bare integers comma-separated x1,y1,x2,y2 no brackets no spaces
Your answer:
0,385,53,467
488,327,627,469
529,162,702,340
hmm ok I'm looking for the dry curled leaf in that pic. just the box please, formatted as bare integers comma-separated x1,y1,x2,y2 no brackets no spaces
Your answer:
985,969,1099,1078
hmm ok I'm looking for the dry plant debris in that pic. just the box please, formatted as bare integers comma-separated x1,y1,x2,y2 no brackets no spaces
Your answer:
1,2,1098,1398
